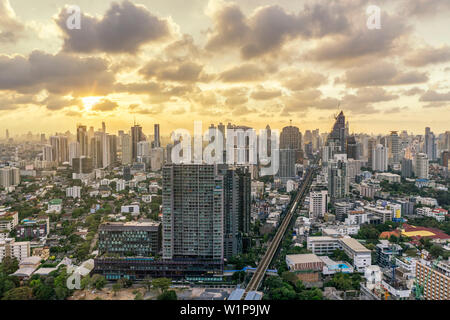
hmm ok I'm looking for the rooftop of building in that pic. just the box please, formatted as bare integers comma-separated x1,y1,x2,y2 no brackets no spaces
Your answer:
339,237,371,253
286,253,323,264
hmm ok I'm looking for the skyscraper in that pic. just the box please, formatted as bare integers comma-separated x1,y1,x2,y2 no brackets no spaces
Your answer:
373,144,389,172
121,134,132,165
346,136,358,160
153,124,161,148
162,164,224,262
131,124,145,162
278,149,296,183
280,125,302,162
328,154,349,201
327,111,347,154
414,153,429,179
401,158,413,178
367,138,377,169
424,127,437,161
77,125,89,157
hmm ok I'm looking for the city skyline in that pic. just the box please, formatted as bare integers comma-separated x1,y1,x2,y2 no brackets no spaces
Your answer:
1,0,450,135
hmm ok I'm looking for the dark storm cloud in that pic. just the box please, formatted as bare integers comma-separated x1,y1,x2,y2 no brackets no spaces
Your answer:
56,0,173,54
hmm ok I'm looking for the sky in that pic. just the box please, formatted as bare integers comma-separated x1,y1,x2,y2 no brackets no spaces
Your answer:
1,0,450,136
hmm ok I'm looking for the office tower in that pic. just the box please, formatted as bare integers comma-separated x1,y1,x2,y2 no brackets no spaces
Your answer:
414,153,429,179
217,166,251,259
305,142,313,159
150,148,164,171
372,144,388,172
401,158,413,178
278,149,296,183
98,221,161,256
328,154,349,201
69,142,80,166
0,167,20,188
346,136,358,160
444,131,450,151
442,151,449,168
49,136,61,164
77,125,89,157
327,111,347,154
90,134,103,169
131,124,145,162
101,133,111,168
42,145,53,162
309,190,328,218
162,164,224,262
108,135,118,164
40,133,46,144
72,157,93,174
137,141,151,163
226,123,253,164
121,134,132,165
153,124,161,148
304,130,312,146
389,131,400,165
367,138,377,169
280,125,302,163
424,127,437,161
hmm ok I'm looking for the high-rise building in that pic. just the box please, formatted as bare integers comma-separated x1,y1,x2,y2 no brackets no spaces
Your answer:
372,144,388,172
414,153,429,179
327,111,347,154
328,155,349,200
442,151,449,169
69,142,80,166
278,149,296,183
217,166,251,259
367,138,377,169
0,167,20,188
416,260,450,300
309,190,328,218
424,127,437,161
137,141,151,164
162,164,224,262
121,134,132,165
5,129,9,140
72,157,93,174
389,131,400,165
346,136,359,160
42,145,53,162
131,124,145,162
153,124,161,148
280,125,302,162
77,125,89,157
401,158,413,178
108,135,118,164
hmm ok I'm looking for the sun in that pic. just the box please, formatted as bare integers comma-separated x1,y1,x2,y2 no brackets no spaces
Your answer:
82,96,103,111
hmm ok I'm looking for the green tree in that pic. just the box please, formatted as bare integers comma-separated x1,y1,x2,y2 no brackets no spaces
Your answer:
157,290,177,300
1,286,33,300
152,278,172,293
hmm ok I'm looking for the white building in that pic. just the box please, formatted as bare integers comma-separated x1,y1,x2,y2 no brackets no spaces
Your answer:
309,190,328,218
0,238,30,263
121,203,140,215
66,186,81,199
373,144,388,172
414,153,429,179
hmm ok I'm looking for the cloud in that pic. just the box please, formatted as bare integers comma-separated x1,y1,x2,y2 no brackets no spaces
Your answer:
0,0,25,43
307,11,409,64
218,63,266,82
404,46,450,67
140,59,209,83
56,0,173,53
205,1,349,59
342,61,428,87
341,87,399,113
384,106,409,114
420,90,450,102
42,95,82,111
401,0,450,16
91,99,118,112
0,51,114,95
250,85,282,100
281,70,328,91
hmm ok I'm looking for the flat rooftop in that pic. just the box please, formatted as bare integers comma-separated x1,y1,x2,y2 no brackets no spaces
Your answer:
339,237,370,253
286,253,323,264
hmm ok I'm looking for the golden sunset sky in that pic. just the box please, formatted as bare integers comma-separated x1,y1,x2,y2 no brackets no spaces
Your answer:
1,0,449,136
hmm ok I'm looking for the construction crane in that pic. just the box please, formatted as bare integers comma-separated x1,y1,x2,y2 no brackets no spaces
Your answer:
414,256,442,300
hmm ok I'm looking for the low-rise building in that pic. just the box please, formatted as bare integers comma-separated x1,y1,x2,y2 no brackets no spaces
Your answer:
0,238,30,263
